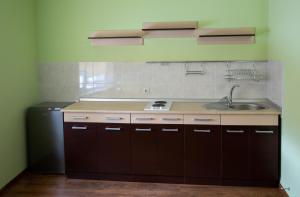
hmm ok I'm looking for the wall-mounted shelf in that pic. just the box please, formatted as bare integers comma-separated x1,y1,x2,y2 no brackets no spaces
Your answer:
198,28,256,45
88,30,144,46
88,23,256,46
142,21,198,38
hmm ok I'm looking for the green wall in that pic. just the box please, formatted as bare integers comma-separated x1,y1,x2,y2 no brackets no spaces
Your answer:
0,0,38,189
269,0,300,196
36,0,268,63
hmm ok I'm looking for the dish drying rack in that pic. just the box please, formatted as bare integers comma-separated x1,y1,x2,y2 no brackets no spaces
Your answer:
224,63,264,81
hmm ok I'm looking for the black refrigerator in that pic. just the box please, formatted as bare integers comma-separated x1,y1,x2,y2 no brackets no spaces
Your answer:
26,102,74,174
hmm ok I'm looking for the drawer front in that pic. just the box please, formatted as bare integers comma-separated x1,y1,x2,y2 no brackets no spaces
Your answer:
99,113,130,123
184,114,220,125
131,114,184,124
64,112,130,123
64,112,89,122
221,115,279,126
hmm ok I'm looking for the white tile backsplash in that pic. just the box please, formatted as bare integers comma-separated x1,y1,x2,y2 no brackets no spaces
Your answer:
267,61,283,107
38,61,283,104
39,62,80,102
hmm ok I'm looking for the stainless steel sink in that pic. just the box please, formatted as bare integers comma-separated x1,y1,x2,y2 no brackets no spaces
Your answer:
205,102,268,111
206,85,269,111
229,103,268,110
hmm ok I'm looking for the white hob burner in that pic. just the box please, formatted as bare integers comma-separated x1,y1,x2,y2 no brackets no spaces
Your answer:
144,100,173,111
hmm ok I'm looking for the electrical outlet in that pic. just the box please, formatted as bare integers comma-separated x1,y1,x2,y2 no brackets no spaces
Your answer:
143,88,150,95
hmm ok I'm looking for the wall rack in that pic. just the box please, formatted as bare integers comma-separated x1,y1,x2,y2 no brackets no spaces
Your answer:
88,30,144,46
142,21,198,38
88,22,256,46
198,28,256,45
185,63,206,75
224,63,264,81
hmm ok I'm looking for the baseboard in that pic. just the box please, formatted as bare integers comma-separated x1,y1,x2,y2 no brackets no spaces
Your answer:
67,172,184,184
279,184,290,197
0,170,26,194
222,179,279,188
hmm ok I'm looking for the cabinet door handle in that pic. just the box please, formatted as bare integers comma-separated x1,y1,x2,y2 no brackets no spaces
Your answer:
72,126,88,130
105,127,121,131
162,118,181,121
71,116,88,120
194,129,211,133
135,128,152,132
136,117,154,121
162,128,179,132
193,118,214,122
255,130,274,134
226,130,245,133
106,117,123,121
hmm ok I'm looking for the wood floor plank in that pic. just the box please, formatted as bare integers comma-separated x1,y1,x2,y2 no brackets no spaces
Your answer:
0,173,286,197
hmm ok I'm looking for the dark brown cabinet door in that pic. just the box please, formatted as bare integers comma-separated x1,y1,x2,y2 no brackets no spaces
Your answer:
157,125,184,177
97,123,131,174
64,123,98,173
185,125,221,179
249,126,279,182
131,124,158,175
222,126,250,180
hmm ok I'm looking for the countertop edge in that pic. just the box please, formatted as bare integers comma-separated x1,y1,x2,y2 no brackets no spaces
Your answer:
62,109,281,115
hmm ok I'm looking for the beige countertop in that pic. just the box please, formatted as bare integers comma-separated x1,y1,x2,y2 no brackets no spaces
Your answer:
62,100,281,115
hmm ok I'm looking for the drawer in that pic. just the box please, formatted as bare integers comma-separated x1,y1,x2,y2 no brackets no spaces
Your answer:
131,114,184,124
64,112,89,122
184,114,220,125
64,112,130,123
221,115,279,126
99,113,130,123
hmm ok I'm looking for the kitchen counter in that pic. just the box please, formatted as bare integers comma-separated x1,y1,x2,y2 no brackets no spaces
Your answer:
62,100,281,115
63,99,281,187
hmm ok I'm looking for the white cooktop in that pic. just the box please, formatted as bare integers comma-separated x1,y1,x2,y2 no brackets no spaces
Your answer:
144,100,173,111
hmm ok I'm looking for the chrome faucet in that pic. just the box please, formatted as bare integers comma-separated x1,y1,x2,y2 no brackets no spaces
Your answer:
221,85,240,107
229,85,240,105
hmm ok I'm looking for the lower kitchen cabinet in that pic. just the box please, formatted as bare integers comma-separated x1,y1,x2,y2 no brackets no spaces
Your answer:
222,126,250,182
249,126,279,183
64,119,279,187
64,123,98,173
131,124,184,179
222,125,279,186
185,125,221,184
157,125,184,177
97,123,131,174
131,124,158,176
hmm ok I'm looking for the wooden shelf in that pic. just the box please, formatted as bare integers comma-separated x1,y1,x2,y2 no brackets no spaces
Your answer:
88,30,144,46
197,27,256,45
88,24,257,46
142,21,198,38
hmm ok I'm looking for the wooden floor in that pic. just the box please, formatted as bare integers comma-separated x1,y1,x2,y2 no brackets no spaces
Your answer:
1,173,286,197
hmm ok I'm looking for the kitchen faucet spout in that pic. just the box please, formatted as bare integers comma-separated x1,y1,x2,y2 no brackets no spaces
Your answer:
228,85,240,106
